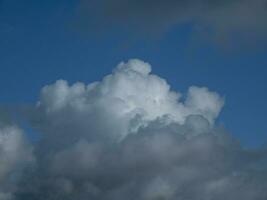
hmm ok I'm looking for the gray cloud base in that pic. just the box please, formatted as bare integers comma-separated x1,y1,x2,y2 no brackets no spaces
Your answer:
0,59,267,199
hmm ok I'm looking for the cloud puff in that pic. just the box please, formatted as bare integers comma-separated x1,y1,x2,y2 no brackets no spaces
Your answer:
0,123,34,200
1,59,267,199
35,59,223,142
78,0,267,47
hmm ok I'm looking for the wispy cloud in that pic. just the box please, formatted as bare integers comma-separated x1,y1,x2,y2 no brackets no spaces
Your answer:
77,0,267,48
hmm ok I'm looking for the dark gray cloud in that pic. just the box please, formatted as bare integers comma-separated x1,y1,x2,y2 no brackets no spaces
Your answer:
0,59,267,200
78,0,267,47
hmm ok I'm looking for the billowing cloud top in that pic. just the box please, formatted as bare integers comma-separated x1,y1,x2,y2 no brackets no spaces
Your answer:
37,59,223,140
1,59,267,200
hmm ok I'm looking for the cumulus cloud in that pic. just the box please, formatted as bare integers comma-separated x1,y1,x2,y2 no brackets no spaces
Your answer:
33,59,223,142
0,123,34,200
78,0,267,47
1,59,267,199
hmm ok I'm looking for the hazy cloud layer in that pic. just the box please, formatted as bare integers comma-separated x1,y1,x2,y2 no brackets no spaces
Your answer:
0,59,267,199
78,0,267,46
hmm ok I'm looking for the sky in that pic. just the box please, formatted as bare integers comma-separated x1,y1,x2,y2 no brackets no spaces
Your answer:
1,0,266,147
1,1,267,199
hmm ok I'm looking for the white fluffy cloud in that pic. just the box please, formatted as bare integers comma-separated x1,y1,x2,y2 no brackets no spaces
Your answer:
37,59,223,141
1,59,267,200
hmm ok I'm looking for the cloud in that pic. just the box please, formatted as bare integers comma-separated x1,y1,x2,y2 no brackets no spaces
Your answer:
1,59,267,199
0,123,34,200
33,59,223,142
78,0,267,47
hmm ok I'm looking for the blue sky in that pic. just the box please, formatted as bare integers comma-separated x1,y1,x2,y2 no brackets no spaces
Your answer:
0,0,267,148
